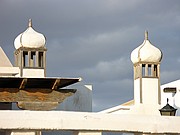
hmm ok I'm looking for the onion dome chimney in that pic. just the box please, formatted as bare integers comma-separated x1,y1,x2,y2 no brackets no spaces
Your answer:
131,31,162,64
14,19,46,49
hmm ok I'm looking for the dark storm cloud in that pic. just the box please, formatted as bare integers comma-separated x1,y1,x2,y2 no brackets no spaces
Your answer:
0,0,180,111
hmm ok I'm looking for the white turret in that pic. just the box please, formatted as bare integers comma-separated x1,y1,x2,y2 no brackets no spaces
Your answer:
131,31,163,115
14,19,47,77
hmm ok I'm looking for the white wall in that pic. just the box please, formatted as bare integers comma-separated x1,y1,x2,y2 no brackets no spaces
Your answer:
134,79,140,105
142,78,159,105
134,78,159,105
22,69,44,77
57,82,92,112
0,67,19,77
161,80,180,116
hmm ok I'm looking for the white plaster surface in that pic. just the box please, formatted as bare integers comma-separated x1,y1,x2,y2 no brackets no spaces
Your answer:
99,105,132,114
129,104,161,116
134,79,140,105
22,69,44,78
0,47,13,67
0,67,19,76
130,78,161,116
0,111,180,134
142,78,159,105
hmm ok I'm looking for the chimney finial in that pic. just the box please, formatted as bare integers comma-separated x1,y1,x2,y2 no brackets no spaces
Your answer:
28,19,32,27
145,30,148,40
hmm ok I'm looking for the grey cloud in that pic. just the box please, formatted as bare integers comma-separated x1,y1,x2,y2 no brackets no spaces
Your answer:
79,58,132,83
93,79,133,111
161,70,180,85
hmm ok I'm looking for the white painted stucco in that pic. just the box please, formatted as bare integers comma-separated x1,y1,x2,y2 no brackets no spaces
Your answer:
99,105,132,114
142,78,159,105
134,78,160,105
0,47,13,67
134,79,140,105
0,67,19,76
0,111,179,134
22,69,45,78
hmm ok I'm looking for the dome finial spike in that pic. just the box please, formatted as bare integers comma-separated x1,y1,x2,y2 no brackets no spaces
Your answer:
28,19,32,27
145,30,148,40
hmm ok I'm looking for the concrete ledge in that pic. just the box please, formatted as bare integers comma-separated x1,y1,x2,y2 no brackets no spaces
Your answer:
0,67,19,76
0,110,179,134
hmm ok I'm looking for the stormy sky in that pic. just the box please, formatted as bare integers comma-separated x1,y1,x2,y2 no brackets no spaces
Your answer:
0,0,180,111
